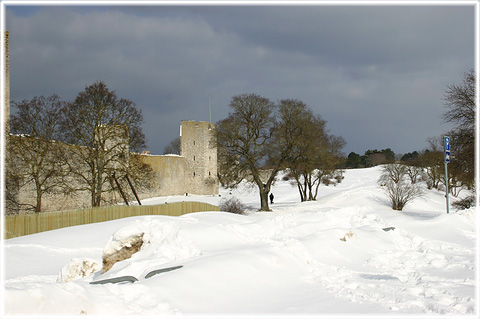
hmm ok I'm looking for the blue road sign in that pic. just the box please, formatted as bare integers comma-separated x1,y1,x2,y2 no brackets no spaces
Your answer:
444,136,451,163
444,136,450,151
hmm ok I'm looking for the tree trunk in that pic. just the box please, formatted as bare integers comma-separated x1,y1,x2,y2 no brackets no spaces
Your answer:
254,172,271,211
313,180,321,200
307,174,315,200
297,183,304,202
293,173,306,202
35,181,42,213
259,189,270,211
94,155,104,207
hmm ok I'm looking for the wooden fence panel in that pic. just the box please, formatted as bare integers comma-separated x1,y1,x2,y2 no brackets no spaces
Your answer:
4,202,219,239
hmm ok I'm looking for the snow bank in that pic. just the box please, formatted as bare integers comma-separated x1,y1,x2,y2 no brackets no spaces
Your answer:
3,167,477,316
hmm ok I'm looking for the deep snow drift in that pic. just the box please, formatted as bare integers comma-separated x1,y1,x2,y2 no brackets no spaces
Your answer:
2,167,478,317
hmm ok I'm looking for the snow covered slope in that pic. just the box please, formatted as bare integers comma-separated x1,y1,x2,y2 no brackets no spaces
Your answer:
2,167,477,317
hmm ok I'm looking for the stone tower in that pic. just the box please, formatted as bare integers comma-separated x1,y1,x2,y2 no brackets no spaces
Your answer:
180,120,218,195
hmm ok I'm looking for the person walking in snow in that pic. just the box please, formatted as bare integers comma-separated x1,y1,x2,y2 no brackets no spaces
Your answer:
269,193,274,204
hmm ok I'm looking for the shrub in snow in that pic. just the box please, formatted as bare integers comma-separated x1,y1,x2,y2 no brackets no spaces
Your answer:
57,258,101,282
220,197,246,215
379,164,423,211
322,176,336,186
452,195,476,210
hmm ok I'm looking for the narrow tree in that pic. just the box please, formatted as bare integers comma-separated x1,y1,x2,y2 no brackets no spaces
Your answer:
8,95,67,212
277,99,322,202
282,102,345,202
62,81,146,207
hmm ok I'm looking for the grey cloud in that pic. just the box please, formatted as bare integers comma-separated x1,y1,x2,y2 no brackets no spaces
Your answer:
5,4,474,155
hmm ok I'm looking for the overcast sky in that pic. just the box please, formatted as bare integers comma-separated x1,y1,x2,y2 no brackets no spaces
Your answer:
4,1,476,156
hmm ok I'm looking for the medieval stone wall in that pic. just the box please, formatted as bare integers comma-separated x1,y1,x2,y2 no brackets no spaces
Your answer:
7,120,219,213
138,154,187,197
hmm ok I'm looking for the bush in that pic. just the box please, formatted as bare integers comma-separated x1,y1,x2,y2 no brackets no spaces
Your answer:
219,197,246,215
379,164,423,211
382,180,423,211
452,195,476,210
322,176,336,186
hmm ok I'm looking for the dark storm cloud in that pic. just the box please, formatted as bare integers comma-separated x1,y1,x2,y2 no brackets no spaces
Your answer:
5,3,475,156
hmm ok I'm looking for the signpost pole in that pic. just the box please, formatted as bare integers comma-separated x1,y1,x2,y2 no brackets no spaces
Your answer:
444,161,450,214
444,136,450,214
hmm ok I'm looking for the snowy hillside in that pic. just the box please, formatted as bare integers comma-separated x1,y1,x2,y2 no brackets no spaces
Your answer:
3,167,477,317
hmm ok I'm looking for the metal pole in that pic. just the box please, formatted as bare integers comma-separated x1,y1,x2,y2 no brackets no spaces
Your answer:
444,161,450,214
444,136,450,214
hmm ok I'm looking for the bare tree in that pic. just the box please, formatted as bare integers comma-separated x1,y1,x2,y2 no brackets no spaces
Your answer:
216,93,276,211
216,93,298,211
277,99,323,202
443,69,475,130
8,95,68,212
61,82,146,207
284,108,345,202
442,69,475,190
379,164,423,211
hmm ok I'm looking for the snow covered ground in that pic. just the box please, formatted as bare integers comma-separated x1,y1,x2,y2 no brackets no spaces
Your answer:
2,167,478,318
